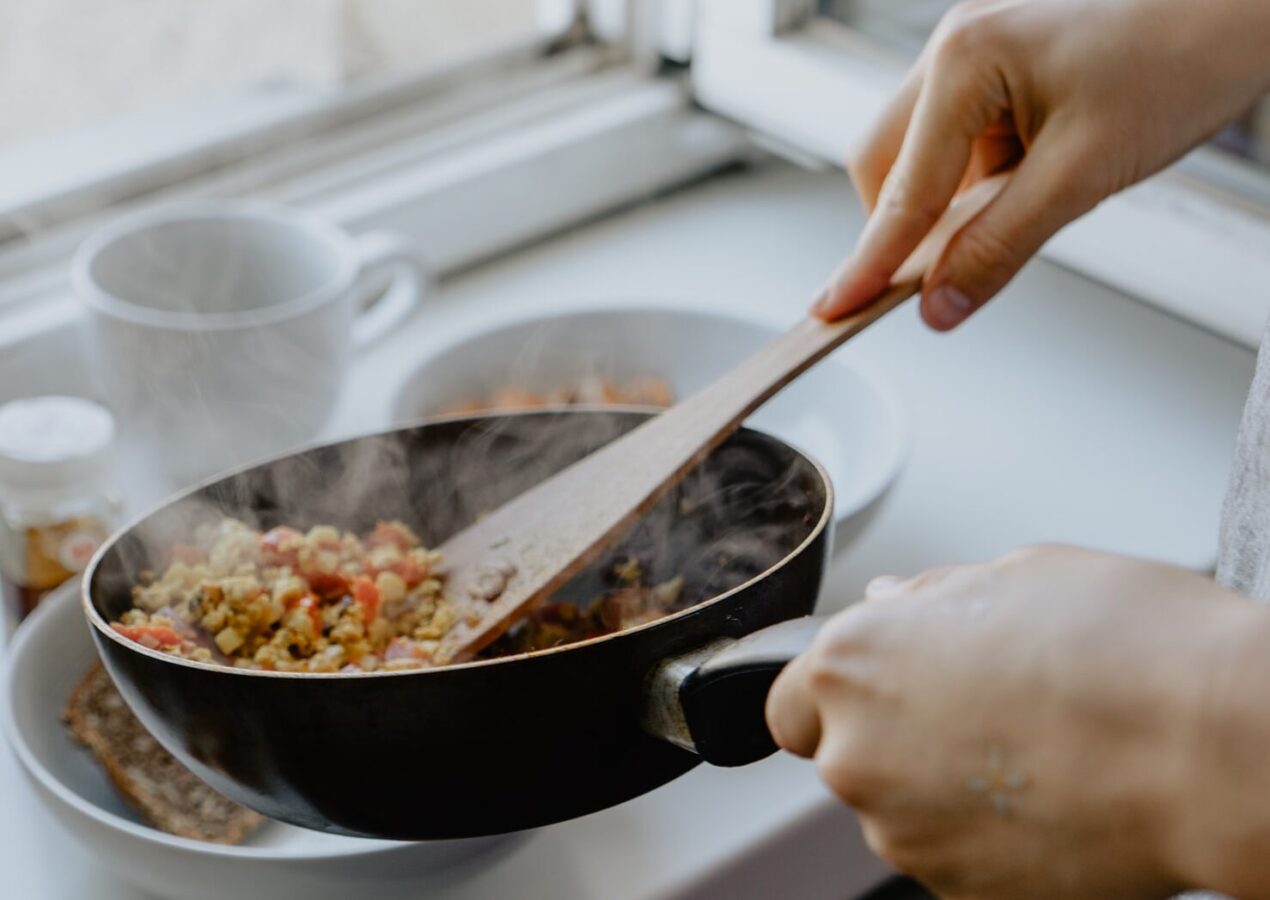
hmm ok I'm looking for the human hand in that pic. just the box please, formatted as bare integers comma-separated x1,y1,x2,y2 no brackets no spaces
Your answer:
766,545,1264,898
815,0,1270,330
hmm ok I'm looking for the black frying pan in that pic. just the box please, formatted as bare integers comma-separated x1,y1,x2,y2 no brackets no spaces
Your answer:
83,410,829,840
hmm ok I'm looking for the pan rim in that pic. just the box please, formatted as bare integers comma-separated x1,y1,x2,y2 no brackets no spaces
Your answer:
82,407,834,680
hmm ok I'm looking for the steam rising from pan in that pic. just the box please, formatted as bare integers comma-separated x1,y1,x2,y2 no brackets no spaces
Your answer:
95,411,821,652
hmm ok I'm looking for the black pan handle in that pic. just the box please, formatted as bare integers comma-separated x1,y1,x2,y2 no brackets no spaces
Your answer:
643,615,826,767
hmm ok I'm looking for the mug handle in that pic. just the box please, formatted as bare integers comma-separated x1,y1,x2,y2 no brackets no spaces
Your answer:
350,230,430,348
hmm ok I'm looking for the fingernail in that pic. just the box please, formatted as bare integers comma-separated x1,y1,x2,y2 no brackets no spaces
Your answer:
936,284,974,314
928,284,974,328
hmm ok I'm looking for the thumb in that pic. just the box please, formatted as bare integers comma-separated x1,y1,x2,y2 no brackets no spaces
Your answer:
921,135,1101,331
813,49,1006,322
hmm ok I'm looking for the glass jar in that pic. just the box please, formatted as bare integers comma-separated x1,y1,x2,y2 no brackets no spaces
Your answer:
0,397,120,636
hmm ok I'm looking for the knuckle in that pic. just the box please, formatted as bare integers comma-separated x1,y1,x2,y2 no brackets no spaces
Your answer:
878,172,946,226
906,562,974,593
928,4,1017,109
798,622,879,694
934,4,1001,62
806,650,852,694
893,561,994,604
906,565,953,592
806,662,836,696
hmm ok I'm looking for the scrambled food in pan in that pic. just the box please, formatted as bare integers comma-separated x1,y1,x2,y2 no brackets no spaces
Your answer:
110,518,688,672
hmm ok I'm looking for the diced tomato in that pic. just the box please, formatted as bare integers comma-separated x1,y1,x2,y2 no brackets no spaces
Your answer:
367,521,415,551
260,526,303,566
112,623,189,650
285,592,323,634
304,570,350,598
169,543,205,565
352,576,380,625
387,556,427,588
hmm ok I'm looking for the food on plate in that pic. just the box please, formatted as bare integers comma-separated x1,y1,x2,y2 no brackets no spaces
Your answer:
109,518,694,672
439,375,674,416
64,663,265,843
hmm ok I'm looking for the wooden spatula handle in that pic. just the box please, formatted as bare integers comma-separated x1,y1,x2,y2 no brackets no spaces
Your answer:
434,174,1007,663
648,170,1009,456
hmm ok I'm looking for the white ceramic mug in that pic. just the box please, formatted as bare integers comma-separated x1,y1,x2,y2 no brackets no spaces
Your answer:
73,201,426,485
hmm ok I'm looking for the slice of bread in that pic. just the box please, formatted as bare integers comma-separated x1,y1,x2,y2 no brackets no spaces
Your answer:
63,663,265,844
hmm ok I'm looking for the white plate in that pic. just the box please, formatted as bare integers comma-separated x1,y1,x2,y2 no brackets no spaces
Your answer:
391,305,909,550
2,581,527,900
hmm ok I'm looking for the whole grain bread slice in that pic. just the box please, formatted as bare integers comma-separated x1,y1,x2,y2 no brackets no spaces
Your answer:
63,663,265,844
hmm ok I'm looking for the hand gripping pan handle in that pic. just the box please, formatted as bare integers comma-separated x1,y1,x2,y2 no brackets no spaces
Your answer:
644,615,827,767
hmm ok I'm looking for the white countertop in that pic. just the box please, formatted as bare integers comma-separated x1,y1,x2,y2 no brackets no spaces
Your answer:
1,160,1256,898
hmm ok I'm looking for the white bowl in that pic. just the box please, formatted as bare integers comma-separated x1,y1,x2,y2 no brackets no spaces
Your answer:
2,581,527,900
392,305,909,550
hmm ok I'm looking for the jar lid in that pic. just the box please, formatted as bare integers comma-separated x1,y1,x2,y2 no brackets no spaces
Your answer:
0,396,116,498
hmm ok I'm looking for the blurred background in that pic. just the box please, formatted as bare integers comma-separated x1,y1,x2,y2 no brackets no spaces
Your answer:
0,0,539,146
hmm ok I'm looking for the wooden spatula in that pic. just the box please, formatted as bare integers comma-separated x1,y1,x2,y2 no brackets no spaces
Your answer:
433,175,1007,664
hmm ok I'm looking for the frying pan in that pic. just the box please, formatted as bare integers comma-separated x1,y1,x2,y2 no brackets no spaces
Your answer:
83,410,830,840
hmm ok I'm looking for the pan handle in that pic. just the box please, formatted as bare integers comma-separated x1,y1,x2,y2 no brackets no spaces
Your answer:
644,615,826,767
